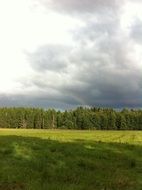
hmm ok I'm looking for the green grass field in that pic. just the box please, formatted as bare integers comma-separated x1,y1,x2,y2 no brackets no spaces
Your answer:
0,129,142,190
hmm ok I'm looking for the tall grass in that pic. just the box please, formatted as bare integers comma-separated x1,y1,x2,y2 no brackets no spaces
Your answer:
0,129,142,190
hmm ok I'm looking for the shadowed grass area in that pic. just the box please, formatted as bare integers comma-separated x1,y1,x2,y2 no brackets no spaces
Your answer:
0,130,142,190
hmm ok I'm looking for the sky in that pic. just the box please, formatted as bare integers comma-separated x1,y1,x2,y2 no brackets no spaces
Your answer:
0,0,142,109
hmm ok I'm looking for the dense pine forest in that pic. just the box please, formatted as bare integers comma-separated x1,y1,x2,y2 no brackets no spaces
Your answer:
0,107,142,130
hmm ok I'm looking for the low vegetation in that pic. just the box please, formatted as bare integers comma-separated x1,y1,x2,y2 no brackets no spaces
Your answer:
0,129,142,190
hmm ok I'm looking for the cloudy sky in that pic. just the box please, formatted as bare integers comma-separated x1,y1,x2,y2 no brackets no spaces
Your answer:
0,0,142,109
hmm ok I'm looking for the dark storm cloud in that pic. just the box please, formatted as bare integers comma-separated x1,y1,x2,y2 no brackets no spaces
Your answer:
28,36,142,108
24,0,142,108
1,0,142,109
0,92,80,110
59,52,141,107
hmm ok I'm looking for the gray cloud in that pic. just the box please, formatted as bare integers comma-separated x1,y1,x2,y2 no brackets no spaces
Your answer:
27,26,142,108
0,93,78,109
130,19,142,43
1,0,142,109
28,45,71,72
41,0,123,15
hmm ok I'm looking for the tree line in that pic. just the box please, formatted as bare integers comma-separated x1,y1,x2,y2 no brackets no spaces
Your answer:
0,107,142,130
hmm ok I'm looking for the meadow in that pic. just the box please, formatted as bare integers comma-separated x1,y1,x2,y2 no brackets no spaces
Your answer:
0,129,142,190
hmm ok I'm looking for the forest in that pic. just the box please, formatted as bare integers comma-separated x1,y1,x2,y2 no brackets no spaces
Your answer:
0,107,142,130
